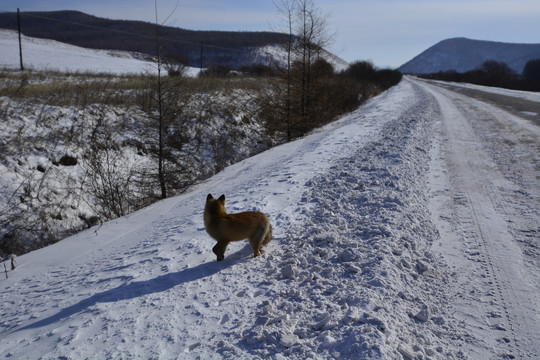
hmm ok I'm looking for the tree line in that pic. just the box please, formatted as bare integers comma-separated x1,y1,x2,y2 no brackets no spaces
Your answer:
419,59,540,91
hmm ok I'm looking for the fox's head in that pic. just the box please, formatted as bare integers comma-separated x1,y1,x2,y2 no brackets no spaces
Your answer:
205,194,226,215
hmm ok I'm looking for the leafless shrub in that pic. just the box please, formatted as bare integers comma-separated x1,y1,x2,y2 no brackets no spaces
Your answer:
83,145,138,220
0,171,66,257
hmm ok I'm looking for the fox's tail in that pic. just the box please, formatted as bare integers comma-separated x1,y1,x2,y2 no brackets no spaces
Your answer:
262,221,272,245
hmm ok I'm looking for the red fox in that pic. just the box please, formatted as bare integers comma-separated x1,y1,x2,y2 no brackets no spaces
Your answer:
204,194,272,261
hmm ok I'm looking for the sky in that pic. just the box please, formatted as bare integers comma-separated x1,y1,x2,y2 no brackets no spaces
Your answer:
1,0,540,68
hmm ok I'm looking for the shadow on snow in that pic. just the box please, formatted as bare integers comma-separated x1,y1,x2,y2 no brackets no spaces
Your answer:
14,248,252,333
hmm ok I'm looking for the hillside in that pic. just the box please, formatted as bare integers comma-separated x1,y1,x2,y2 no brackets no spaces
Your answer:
399,37,540,74
0,29,162,74
0,10,290,69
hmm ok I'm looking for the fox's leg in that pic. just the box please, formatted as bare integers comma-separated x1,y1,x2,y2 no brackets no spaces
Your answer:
212,239,229,261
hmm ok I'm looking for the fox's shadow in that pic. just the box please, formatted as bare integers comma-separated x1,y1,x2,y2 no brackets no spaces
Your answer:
15,246,252,333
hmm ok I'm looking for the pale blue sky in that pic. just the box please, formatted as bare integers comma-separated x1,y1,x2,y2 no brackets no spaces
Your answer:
2,0,539,68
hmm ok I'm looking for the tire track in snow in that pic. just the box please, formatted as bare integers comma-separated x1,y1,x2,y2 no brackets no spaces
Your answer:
467,191,518,351
419,78,540,359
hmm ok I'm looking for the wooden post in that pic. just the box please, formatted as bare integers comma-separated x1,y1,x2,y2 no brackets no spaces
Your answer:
17,8,24,71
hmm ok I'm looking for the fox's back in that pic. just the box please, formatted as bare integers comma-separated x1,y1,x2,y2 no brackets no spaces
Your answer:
207,211,269,241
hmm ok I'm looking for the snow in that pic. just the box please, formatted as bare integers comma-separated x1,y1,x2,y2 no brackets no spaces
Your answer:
0,29,347,77
0,85,273,255
1,55,540,358
420,78,540,358
253,44,349,73
0,29,203,76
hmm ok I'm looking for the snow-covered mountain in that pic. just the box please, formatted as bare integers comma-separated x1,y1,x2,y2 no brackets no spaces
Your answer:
1,77,540,359
399,37,540,74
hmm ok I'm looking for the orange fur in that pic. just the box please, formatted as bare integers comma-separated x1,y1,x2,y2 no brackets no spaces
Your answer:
204,194,272,261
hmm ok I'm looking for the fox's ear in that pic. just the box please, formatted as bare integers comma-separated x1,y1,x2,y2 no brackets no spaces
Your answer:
218,194,226,203
207,194,214,201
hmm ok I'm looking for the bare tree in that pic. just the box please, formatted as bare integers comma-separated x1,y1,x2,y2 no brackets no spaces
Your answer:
147,0,191,200
269,0,334,139
154,0,168,199
294,0,334,125
273,0,297,141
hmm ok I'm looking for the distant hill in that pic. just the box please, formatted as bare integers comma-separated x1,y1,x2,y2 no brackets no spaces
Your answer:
0,10,290,69
399,37,540,75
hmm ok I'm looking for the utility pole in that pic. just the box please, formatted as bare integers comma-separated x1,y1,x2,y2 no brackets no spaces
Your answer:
200,42,204,71
17,8,24,71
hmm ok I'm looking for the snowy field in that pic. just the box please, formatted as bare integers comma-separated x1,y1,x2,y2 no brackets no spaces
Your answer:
1,74,539,359
0,29,161,75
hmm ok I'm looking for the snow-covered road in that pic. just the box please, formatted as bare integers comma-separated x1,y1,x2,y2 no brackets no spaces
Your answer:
1,77,539,359
420,78,540,358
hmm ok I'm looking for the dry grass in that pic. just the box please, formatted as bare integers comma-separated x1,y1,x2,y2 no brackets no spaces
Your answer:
0,69,268,108
0,70,146,106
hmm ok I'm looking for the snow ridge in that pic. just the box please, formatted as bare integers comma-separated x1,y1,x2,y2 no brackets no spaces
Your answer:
215,83,465,358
